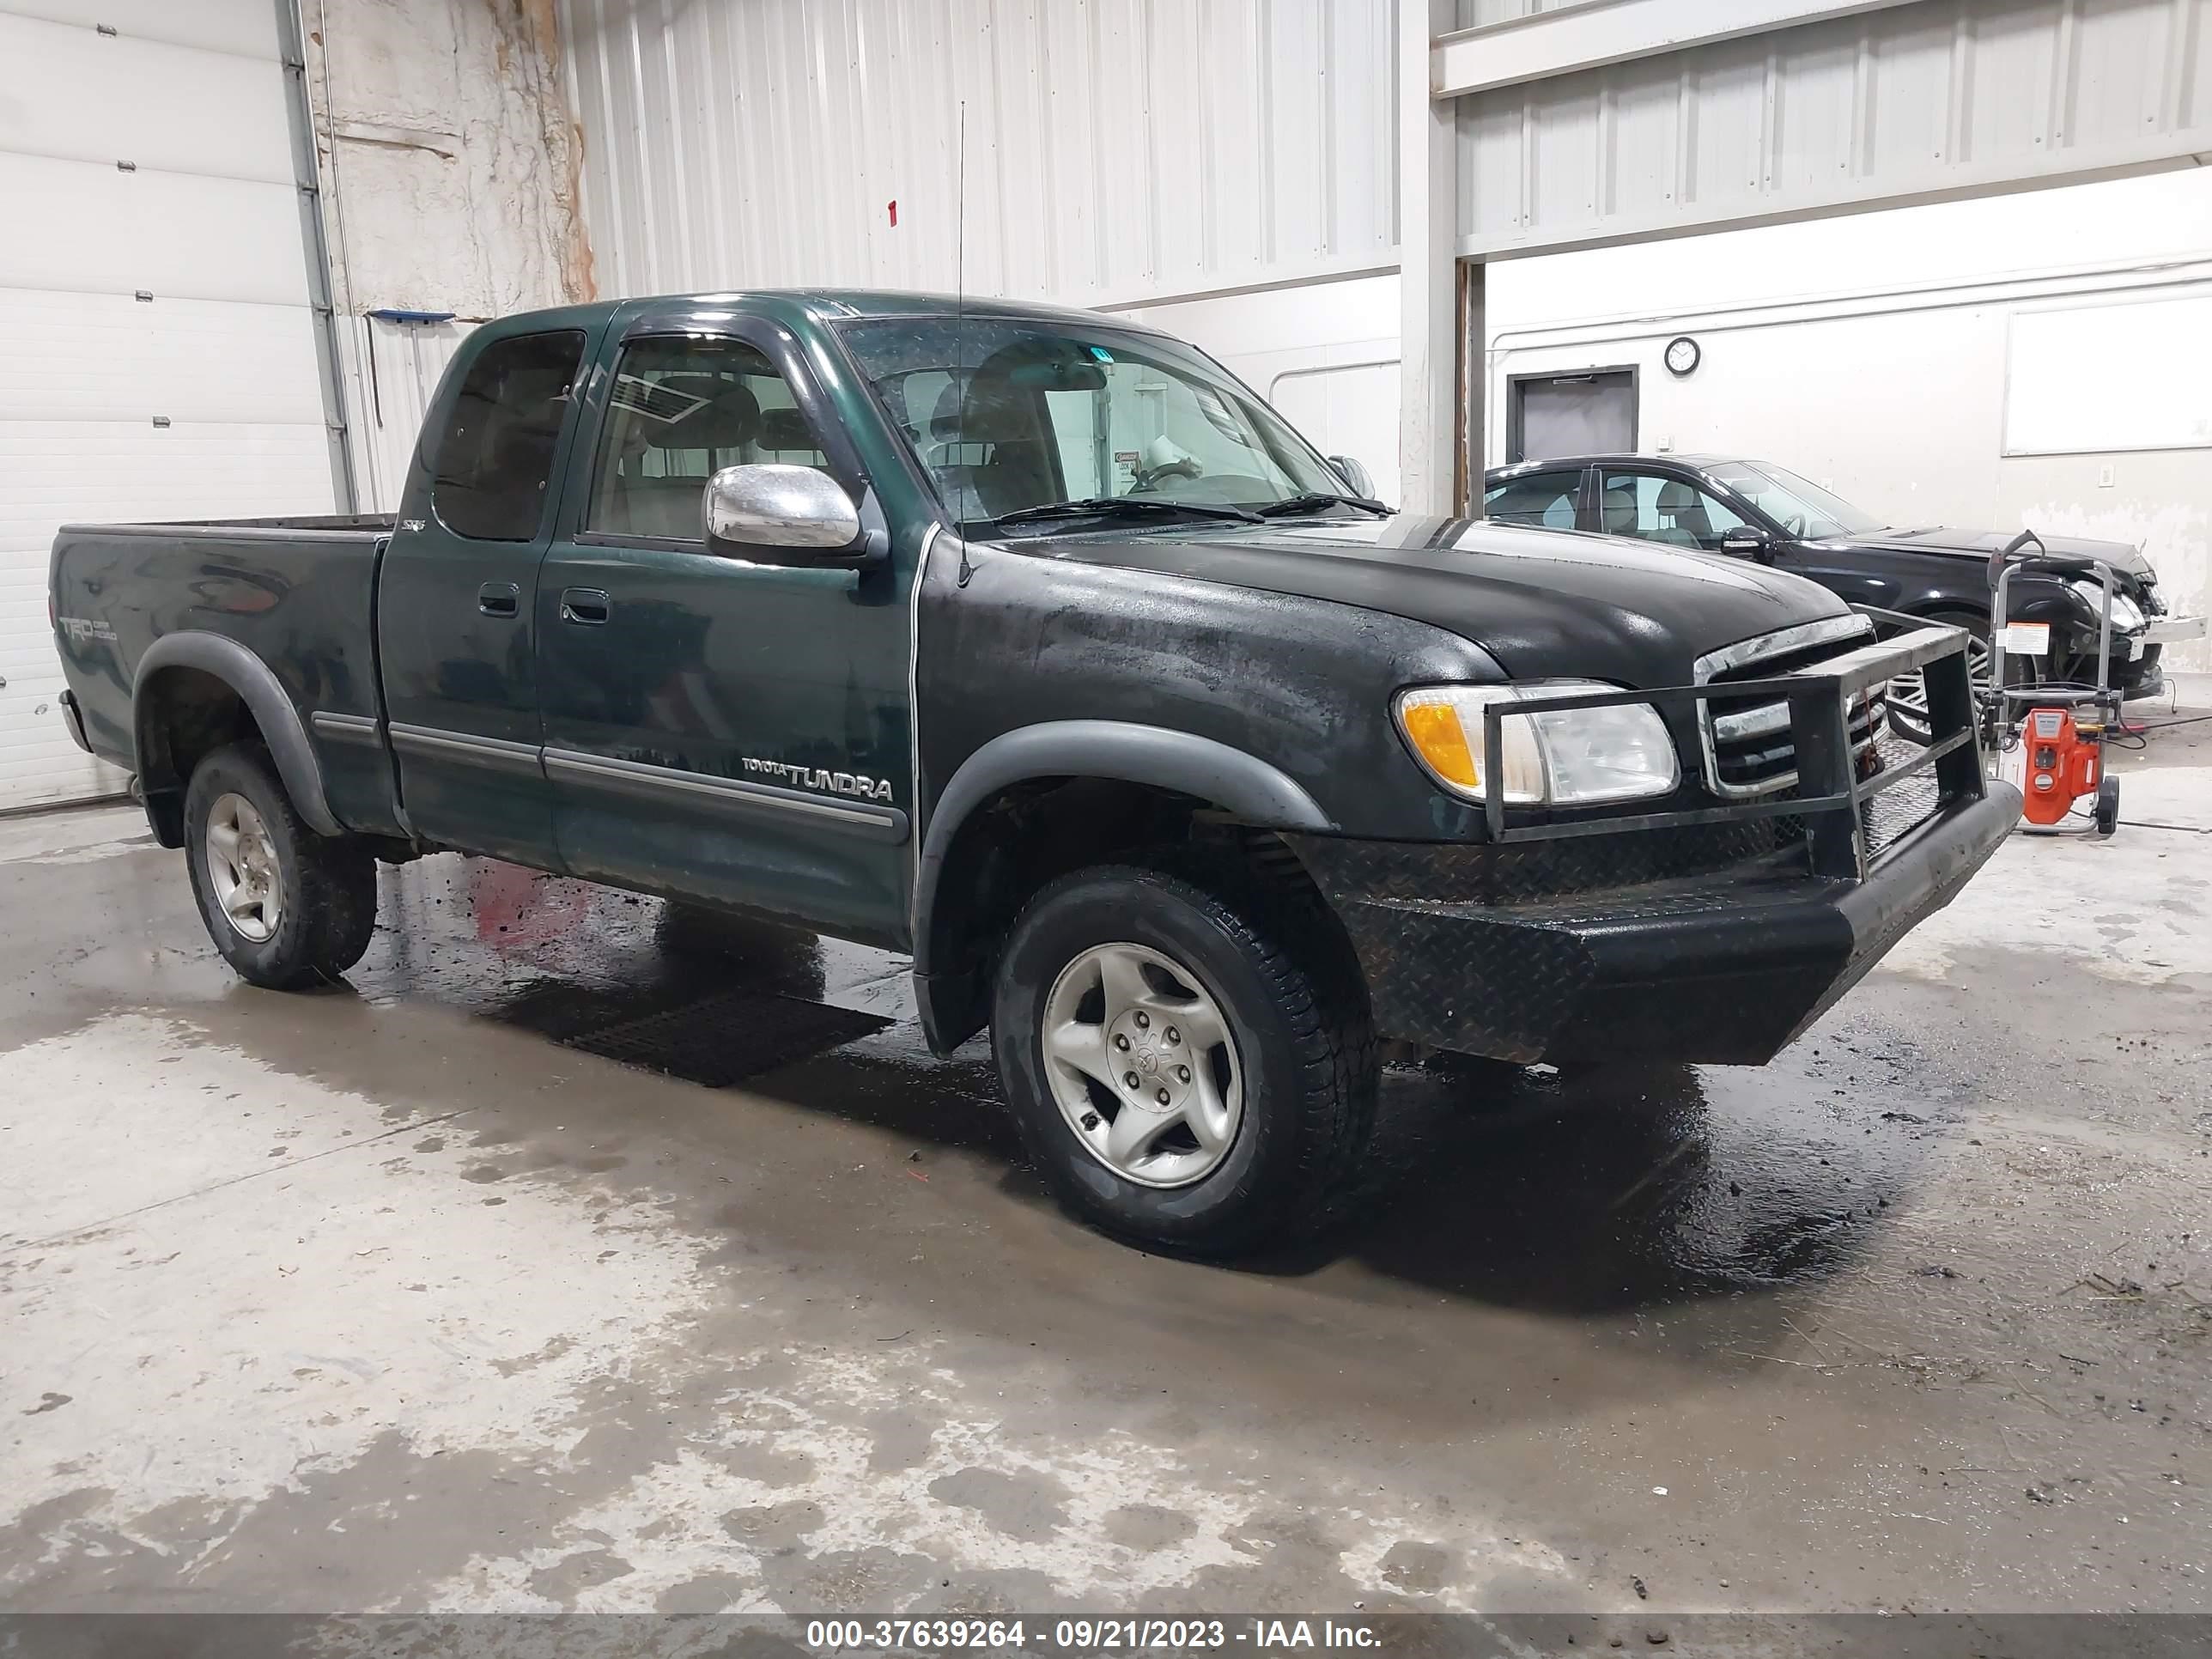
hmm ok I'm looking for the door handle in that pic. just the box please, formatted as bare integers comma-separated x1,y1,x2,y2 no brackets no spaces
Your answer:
477,581,520,617
560,587,611,626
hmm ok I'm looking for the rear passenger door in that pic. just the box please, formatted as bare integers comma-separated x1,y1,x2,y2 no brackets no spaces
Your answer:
379,322,597,864
532,311,912,947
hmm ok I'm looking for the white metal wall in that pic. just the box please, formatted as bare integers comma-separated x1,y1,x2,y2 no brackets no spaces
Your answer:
1454,0,2212,258
557,0,1397,307
0,0,337,812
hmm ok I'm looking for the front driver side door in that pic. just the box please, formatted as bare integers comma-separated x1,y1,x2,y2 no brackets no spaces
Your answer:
1595,468,1752,552
533,309,913,949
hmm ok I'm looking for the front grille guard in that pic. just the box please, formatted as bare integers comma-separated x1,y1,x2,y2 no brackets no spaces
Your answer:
1480,621,1984,881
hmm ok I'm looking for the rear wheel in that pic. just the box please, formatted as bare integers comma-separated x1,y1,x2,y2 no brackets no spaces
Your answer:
2094,774,2120,838
185,742,378,988
991,860,1375,1255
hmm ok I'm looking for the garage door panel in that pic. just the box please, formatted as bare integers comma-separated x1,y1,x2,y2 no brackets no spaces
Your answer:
0,15,294,184
3,1,282,61
0,290,325,425
0,421,335,549
0,154,308,305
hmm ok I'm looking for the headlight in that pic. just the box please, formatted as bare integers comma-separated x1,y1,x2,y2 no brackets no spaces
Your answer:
2069,580,2145,633
1394,682,1680,806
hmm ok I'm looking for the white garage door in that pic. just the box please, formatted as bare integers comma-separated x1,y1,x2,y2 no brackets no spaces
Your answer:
0,1,338,811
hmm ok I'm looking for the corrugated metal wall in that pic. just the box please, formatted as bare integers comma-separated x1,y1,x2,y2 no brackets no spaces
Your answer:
1455,0,2212,257
556,0,1397,306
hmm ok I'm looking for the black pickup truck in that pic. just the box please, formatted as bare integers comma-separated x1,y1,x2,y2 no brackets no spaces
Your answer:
50,290,2016,1253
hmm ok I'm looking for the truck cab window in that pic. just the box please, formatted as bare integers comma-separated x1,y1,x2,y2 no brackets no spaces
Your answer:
429,330,586,541
586,337,830,542
1598,471,1747,551
1483,470,1582,528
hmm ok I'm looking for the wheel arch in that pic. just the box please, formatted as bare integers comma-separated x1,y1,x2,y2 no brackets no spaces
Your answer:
132,632,340,846
910,721,1334,1054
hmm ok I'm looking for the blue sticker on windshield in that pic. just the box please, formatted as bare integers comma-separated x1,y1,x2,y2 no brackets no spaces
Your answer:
1088,344,1115,363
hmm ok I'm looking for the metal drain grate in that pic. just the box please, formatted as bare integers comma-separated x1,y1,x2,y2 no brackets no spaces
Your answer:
562,988,890,1088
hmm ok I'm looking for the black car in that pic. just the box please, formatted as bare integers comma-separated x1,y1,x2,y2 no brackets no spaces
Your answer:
1483,453,2187,738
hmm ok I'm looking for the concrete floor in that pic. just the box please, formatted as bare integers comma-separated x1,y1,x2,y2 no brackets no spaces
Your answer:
2,717,2208,1619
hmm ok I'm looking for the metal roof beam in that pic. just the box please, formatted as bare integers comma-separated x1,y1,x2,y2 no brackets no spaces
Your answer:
1431,0,1925,100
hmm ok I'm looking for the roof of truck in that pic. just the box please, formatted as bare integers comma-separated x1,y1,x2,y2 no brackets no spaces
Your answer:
500,288,1169,333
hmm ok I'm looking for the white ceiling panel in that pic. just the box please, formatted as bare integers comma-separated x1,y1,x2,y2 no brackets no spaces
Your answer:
1455,0,2212,258
0,13,294,183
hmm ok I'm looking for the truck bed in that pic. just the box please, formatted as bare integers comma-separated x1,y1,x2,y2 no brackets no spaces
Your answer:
50,515,404,842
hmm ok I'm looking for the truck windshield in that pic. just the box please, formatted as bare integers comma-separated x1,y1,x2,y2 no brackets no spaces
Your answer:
1704,461,1887,540
836,315,1351,530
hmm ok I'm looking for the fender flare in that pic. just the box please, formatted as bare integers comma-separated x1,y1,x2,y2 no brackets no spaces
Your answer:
910,720,1333,977
132,631,343,838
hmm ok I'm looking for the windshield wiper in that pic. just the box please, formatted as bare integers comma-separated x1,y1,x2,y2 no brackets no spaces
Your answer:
993,496,1262,527
1253,490,1390,519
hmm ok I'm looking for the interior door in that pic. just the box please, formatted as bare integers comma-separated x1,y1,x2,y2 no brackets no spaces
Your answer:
534,310,913,949
377,323,595,863
1511,370,1637,460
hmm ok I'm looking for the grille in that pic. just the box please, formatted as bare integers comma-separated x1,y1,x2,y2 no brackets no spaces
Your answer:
1695,617,1886,799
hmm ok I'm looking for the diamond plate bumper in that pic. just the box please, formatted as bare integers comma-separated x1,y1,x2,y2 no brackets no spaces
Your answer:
1293,779,2019,1067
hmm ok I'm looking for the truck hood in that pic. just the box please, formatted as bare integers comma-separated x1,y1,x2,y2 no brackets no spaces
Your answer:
1845,526,2152,578
1018,513,1856,689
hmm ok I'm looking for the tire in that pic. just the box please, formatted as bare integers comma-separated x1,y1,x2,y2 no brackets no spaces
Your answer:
184,741,379,989
2094,774,2120,838
991,858,1376,1255
1887,608,1997,746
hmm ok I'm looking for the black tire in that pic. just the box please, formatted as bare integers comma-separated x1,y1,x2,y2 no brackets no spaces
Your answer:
184,741,379,989
1888,608,1996,746
2094,774,2120,838
991,859,1376,1255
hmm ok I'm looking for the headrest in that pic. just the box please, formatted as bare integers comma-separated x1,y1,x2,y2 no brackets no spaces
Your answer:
648,376,759,449
1601,487,1637,531
1655,480,1701,510
756,405,817,452
929,379,1040,444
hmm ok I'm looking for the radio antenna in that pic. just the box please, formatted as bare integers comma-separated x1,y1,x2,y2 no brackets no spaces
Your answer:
954,99,975,587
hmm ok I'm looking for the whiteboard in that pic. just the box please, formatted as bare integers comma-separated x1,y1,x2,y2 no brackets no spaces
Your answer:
2004,294,2212,456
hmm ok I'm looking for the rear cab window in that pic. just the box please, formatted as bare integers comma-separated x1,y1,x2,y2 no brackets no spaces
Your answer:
1484,469,1583,528
429,330,587,541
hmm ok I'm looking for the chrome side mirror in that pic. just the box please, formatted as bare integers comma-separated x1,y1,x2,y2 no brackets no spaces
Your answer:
1328,455,1376,499
1722,526,1776,562
704,464,862,559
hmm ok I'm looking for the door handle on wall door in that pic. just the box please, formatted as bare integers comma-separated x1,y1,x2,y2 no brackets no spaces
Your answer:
477,581,520,617
560,587,611,625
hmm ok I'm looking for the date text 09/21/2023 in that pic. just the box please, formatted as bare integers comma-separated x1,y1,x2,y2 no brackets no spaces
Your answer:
804,1618,1383,1650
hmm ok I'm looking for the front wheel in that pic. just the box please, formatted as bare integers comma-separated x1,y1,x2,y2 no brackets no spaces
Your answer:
1887,611,1997,745
185,742,379,988
991,861,1376,1255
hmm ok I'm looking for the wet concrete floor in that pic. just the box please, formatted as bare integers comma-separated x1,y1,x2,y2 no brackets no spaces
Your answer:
2,720,2208,1617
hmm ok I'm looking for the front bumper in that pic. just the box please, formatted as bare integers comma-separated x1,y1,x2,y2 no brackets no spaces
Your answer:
1299,617,2013,1067
1294,781,2017,1066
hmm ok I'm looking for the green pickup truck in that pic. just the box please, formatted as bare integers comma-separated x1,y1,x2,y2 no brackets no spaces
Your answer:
50,289,2014,1253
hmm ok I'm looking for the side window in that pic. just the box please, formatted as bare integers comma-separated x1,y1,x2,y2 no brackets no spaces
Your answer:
1484,469,1583,528
586,336,831,542
1597,471,1747,550
430,330,586,542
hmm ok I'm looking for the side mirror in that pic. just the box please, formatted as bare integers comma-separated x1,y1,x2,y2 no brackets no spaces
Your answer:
1328,455,1376,500
1721,526,1776,562
704,464,870,564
